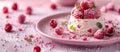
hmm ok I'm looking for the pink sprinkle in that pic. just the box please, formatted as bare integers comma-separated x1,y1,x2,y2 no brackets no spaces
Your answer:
71,35,76,39
18,28,23,31
77,24,81,28
87,28,92,33
81,37,88,41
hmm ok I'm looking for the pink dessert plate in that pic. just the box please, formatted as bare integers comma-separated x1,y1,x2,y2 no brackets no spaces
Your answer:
36,12,120,46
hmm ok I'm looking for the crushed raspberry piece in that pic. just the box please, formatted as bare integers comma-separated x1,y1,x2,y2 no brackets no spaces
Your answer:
50,19,57,28
33,46,41,52
12,2,18,10
17,14,26,24
50,3,57,10
81,37,87,41
87,28,92,33
3,6,8,14
77,24,81,28
4,23,13,32
54,27,63,35
18,28,23,31
26,6,32,15
6,15,10,18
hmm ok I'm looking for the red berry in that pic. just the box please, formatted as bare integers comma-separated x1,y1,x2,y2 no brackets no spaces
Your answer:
33,46,41,52
18,14,26,24
106,27,114,34
3,6,8,14
4,23,13,32
26,6,32,15
105,25,109,28
50,19,57,28
84,8,100,19
80,1,89,10
12,3,18,10
72,9,84,19
94,29,104,39
106,3,115,11
50,4,57,10
54,27,63,35
87,28,92,33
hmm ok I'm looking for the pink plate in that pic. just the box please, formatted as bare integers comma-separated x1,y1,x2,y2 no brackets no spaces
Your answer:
36,12,120,46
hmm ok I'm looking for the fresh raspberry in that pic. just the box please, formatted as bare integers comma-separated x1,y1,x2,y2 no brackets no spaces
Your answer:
17,14,26,24
33,46,41,52
26,6,32,15
84,8,100,19
50,3,57,10
4,23,13,32
54,27,63,35
80,1,89,10
106,3,115,11
72,9,84,19
12,2,18,10
3,6,8,14
50,19,57,28
94,29,104,39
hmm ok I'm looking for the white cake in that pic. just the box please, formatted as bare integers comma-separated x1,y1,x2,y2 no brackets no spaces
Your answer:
68,15,105,36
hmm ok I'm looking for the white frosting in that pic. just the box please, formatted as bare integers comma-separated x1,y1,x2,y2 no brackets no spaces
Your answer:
68,15,105,36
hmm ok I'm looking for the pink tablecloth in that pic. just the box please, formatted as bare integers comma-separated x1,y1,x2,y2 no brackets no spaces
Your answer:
0,0,120,52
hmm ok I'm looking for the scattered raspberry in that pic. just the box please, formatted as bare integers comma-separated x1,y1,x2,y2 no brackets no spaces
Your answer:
3,6,8,14
17,14,26,24
84,8,101,19
33,46,41,52
50,3,57,10
54,27,63,35
106,27,114,34
71,35,76,39
106,3,115,11
80,1,89,10
26,6,32,15
105,25,109,28
18,28,23,31
12,2,18,10
77,24,81,28
4,23,13,32
50,19,57,28
94,29,104,39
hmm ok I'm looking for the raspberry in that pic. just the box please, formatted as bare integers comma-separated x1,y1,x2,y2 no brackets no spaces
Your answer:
80,1,89,10
72,9,84,19
50,19,57,28
33,46,41,52
94,29,104,39
54,27,63,35
106,3,115,11
17,14,26,24
4,23,13,32
3,6,8,14
26,6,32,15
50,3,57,10
12,2,18,10
84,8,100,19
106,27,114,34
